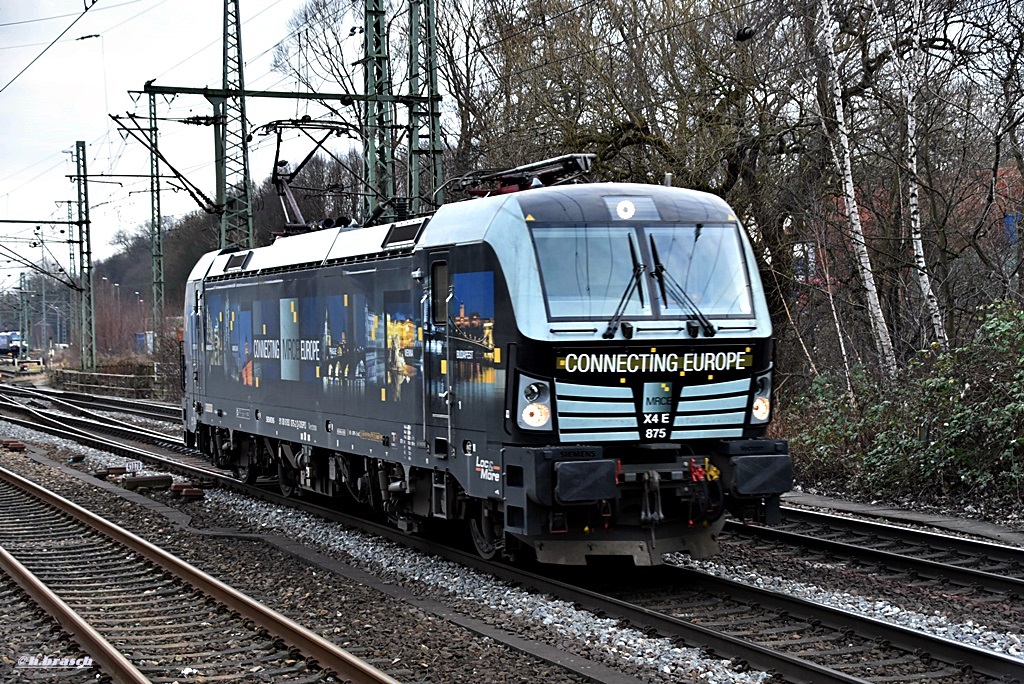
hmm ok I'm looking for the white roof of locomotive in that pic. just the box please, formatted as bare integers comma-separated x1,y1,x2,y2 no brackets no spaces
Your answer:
188,183,735,282
188,221,396,281
188,193,514,282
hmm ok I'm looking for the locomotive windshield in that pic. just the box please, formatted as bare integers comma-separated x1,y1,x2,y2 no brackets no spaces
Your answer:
646,224,753,317
532,222,753,320
531,226,649,319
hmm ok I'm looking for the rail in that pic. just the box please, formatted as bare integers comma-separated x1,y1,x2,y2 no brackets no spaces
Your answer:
50,369,156,398
0,543,151,683
0,465,402,684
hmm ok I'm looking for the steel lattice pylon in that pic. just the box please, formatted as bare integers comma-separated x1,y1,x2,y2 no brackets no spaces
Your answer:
143,0,444,241
408,0,444,214
18,272,28,360
363,0,395,220
148,94,164,336
218,0,253,250
75,140,95,370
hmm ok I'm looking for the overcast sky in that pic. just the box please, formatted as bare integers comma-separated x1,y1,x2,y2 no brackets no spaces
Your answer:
0,0,334,286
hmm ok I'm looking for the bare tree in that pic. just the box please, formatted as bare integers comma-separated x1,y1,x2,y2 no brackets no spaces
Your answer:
818,0,897,377
885,0,949,348
250,0,1024,390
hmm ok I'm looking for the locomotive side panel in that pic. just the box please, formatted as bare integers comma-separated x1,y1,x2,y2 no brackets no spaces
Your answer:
186,243,514,504
193,260,426,454
434,243,513,500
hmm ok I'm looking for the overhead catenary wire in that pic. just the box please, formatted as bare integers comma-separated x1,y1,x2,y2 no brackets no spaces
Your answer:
4,0,1018,261
0,0,787,210
0,1,99,95
1,1,311,223
0,0,148,28
92,1,350,224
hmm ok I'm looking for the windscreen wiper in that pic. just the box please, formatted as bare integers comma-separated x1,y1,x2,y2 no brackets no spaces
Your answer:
603,236,645,339
649,235,716,337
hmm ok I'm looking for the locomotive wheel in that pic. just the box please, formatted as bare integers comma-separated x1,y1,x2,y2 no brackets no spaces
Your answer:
235,461,259,485
235,441,260,484
340,456,370,505
278,461,299,498
468,503,501,560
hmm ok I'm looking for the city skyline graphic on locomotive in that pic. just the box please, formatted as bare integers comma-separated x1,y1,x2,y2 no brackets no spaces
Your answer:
182,161,792,566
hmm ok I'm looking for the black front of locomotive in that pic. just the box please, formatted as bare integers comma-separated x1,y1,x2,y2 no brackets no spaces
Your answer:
493,184,791,566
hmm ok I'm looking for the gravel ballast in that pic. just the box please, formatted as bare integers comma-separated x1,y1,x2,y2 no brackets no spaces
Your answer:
0,421,765,683
4,417,1023,681
669,553,1024,661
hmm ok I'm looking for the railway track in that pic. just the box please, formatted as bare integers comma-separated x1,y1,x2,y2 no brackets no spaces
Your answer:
0,388,222,475
0,383,181,423
2,389,1023,682
594,565,1017,683
0,465,400,684
0,398,637,684
722,509,1024,598
261,496,1024,683
0,571,94,681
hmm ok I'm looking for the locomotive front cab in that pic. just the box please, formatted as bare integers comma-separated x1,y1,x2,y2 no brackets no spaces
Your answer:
491,184,792,565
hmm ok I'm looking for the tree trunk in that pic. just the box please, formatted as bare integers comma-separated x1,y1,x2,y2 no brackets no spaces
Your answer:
869,0,947,348
820,0,897,378
906,82,948,348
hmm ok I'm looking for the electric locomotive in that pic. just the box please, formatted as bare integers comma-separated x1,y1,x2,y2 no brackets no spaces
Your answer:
182,159,792,566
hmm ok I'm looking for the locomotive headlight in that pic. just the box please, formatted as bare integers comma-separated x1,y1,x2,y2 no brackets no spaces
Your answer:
524,382,548,403
521,402,551,428
750,370,773,424
516,375,553,430
751,396,771,421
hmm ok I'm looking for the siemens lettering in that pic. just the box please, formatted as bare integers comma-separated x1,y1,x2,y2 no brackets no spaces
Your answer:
562,351,748,374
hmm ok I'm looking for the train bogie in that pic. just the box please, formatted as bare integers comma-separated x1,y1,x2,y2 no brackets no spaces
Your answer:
182,179,792,566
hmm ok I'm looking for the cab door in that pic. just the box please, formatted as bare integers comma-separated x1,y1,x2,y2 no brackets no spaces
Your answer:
183,282,202,440
424,254,452,457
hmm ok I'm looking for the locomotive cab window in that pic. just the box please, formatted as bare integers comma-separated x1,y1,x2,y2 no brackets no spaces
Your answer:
530,222,754,320
531,225,649,320
431,261,448,325
644,223,754,318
